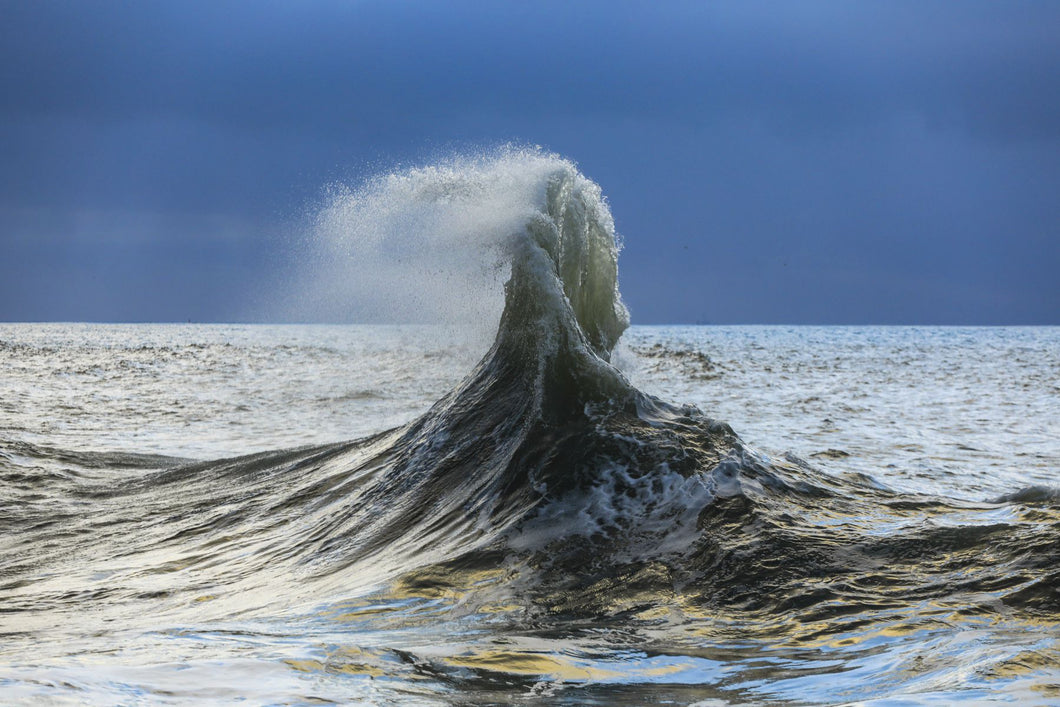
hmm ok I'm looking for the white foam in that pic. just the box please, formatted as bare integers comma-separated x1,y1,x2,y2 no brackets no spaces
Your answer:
508,459,718,562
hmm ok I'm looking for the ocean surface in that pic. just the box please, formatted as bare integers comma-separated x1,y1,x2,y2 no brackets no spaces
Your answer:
2,151,1058,705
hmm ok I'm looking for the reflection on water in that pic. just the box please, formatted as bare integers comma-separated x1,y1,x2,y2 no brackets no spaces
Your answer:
279,573,1060,705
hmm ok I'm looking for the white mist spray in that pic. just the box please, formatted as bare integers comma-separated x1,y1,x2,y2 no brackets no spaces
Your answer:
285,147,587,337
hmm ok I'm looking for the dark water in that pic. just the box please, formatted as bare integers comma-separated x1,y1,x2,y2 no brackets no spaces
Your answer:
1,151,1058,705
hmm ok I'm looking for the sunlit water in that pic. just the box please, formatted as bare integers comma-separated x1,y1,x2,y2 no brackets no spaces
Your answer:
1,323,1057,705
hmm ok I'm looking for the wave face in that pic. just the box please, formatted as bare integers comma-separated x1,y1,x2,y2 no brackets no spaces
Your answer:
2,150,1058,705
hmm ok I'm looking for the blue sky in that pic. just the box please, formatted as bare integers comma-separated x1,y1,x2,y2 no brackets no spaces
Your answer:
1,1,1057,324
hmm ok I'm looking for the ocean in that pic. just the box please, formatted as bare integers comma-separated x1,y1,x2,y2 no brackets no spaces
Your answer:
2,151,1058,705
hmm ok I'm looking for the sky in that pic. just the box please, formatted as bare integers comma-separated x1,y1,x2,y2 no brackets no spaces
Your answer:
1,1,1057,324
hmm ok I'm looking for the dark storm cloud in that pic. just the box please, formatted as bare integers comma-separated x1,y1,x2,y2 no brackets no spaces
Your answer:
0,1,1057,322
3,2,1056,135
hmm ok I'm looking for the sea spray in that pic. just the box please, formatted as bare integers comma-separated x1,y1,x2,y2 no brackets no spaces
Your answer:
284,147,624,348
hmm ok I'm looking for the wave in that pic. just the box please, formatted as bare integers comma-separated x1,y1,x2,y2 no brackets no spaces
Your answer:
4,148,1058,703
283,148,1056,611
20,150,1060,607
124,153,1060,610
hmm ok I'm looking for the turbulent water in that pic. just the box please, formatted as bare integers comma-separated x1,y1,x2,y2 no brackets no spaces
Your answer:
2,152,1059,705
